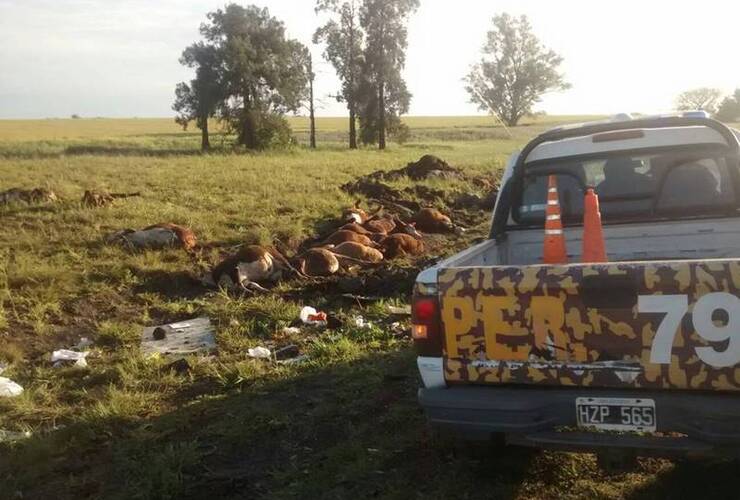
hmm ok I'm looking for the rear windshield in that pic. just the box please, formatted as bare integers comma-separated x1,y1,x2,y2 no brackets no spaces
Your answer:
512,151,738,226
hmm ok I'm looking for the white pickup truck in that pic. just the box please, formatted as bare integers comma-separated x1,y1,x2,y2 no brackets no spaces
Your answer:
413,115,740,456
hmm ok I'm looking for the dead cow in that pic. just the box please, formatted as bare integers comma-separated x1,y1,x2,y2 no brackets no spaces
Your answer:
321,229,377,248
331,242,384,263
380,233,425,259
82,190,141,207
208,245,297,292
295,247,377,276
413,208,464,235
107,223,196,251
0,187,58,204
342,201,370,224
294,248,340,276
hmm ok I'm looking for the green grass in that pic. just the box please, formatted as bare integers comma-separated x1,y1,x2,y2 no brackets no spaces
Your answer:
0,115,739,499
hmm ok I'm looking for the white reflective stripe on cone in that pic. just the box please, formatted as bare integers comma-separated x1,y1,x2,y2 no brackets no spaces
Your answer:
545,229,563,235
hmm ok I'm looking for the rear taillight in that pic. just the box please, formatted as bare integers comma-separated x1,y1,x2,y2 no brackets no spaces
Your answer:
412,285,442,356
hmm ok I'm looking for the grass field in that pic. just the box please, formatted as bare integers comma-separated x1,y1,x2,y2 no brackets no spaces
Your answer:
1,115,740,499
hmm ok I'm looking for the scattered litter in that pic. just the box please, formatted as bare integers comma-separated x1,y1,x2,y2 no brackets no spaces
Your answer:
300,306,328,327
0,377,23,397
247,346,272,359
51,349,89,368
0,429,31,443
282,326,301,335
73,337,93,350
274,345,300,360
387,305,411,316
277,355,309,366
141,317,216,357
353,316,373,329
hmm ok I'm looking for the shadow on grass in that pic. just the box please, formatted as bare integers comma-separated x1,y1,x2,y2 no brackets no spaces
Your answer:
627,458,740,500
0,350,537,500
132,269,207,300
64,145,205,157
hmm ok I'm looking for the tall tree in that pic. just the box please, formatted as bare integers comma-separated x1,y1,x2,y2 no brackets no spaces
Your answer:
716,89,740,123
199,4,309,149
173,43,221,151
675,87,723,115
314,0,364,149
465,14,570,127
358,0,418,149
295,46,318,148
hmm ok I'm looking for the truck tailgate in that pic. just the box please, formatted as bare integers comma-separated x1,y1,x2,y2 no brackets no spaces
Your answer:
439,260,740,390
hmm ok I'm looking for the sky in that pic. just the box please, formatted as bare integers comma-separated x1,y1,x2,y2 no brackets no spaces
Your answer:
0,0,738,119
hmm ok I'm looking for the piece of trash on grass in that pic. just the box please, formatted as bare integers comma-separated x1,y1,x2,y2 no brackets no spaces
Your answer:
247,346,271,359
387,305,411,316
277,354,309,366
141,317,215,357
73,337,93,350
0,429,31,443
51,349,89,368
282,326,301,335
0,377,23,397
300,306,328,327
353,316,373,329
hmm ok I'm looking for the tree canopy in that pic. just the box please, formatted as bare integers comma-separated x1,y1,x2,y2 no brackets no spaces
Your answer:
173,42,222,150
675,87,723,115
465,14,569,127
716,89,740,123
357,0,418,149
174,4,310,150
314,0,364,148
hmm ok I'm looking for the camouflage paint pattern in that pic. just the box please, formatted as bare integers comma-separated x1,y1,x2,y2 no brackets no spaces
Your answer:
439,260,740,391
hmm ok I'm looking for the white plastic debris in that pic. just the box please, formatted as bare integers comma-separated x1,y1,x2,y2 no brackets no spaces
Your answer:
300,306,327,326
141,317,216,357
0,429,31,443
387,305,411,316
282,326,301,335
277,354,309,366
353,316,372,329
73,337,93,350
0,377,23,397
51,349,89,368
247,346,272,359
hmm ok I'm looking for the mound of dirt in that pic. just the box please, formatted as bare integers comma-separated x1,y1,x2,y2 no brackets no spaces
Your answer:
401,154,464,180
359,154,465,183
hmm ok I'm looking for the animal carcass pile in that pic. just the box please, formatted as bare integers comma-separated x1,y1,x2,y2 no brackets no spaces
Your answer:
98,154,497,299
341,154,498,213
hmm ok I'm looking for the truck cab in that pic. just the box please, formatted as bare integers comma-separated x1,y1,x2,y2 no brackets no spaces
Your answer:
414,115,740,456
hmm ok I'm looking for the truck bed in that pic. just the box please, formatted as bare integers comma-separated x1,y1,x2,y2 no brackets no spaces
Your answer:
436,216,740,268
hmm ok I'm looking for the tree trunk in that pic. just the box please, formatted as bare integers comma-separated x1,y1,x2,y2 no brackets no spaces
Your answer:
309,75,316,149
349,103,357,149
378,80,386,150
239,109,258,149
201,118,210,151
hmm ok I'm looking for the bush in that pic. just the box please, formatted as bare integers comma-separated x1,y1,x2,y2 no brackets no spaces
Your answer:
716,91,740,123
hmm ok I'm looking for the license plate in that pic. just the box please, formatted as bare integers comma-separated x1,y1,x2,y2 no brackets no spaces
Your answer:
576,397,656,432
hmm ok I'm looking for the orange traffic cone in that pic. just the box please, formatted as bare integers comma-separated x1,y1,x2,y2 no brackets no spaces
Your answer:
582,188,607,263
543,175,568,264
